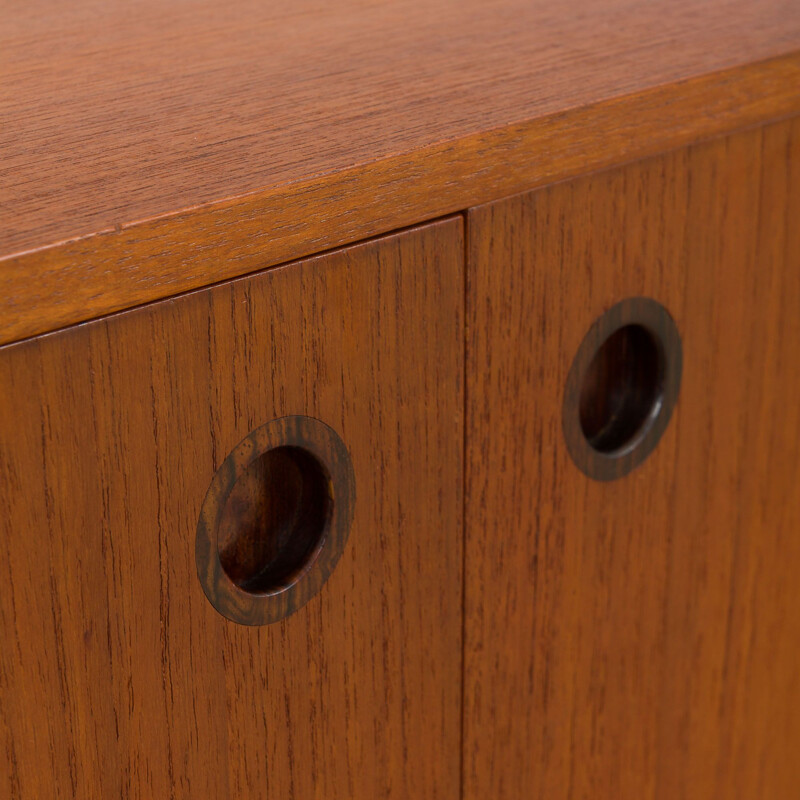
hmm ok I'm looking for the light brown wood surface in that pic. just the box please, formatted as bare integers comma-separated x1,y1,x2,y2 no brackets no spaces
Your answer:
2,1,800,344
0,218,464,798
464,118,800,799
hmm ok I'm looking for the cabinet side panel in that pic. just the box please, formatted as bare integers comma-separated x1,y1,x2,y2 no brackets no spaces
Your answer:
464,119,800,799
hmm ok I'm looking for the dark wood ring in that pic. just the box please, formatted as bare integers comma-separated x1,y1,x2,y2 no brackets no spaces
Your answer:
562,297,682,481
195,415,356,625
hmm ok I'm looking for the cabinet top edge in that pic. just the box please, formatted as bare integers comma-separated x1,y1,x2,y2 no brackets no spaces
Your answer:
2,0,800,343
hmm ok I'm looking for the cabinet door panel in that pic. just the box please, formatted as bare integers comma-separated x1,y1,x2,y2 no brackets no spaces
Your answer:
0,218,464,798
464,119,800,799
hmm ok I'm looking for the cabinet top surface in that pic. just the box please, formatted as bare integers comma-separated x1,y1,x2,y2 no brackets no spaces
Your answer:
3,0,799,259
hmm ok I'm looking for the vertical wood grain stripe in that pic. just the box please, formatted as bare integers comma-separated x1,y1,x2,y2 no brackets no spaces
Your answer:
464,117,800,799
0,218,464,798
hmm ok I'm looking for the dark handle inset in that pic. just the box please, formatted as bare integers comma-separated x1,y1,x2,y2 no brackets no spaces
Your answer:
562,297,682,481
196,415,355,625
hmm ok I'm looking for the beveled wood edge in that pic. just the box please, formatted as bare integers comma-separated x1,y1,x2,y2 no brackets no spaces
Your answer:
2,52,799,346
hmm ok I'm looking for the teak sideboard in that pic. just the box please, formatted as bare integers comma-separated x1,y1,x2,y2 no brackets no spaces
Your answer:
1,2,799,798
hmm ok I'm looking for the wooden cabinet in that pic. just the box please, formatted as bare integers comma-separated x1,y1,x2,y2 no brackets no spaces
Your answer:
0,220,464,797
2,2,800,797
463,119,800,799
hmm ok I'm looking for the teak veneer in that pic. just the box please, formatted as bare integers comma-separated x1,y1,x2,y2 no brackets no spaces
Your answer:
0,221,464,797
1,1,799,798
465,119,800,800
2,1,800,343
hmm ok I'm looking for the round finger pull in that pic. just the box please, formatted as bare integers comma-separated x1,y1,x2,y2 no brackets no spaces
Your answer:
562,297,682,481
196,415,355,625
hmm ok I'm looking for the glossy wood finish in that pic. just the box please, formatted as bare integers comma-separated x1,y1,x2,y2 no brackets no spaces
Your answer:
2,0,800,344
0,218,464,798
464,118,800,799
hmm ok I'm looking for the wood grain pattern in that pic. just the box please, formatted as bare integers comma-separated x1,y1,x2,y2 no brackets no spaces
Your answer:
5,0,798,255
2,0,800,344
464,118,800,799
0,217,464,798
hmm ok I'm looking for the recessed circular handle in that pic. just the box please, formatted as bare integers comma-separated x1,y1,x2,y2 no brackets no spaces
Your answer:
196,415,355,625
562,297,682,481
